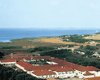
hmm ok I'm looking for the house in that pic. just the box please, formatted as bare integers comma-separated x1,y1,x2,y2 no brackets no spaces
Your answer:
15,61,58,79
92,52,100,58
75,66,100,78
49,66,75,78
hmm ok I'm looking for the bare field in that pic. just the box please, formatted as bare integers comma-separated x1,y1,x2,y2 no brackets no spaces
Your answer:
84,34,100,40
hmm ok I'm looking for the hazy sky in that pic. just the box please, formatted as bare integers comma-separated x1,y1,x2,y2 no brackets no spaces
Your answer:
0,0,100,30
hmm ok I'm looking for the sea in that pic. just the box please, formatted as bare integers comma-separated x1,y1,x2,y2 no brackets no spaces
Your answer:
0,29,99,42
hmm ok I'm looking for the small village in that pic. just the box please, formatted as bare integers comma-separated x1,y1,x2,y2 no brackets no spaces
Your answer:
0,52,100,80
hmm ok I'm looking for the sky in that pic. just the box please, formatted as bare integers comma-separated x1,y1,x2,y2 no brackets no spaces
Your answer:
0,0,100,30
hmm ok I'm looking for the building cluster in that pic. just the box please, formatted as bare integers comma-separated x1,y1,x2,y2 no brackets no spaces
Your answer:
0,52,100,80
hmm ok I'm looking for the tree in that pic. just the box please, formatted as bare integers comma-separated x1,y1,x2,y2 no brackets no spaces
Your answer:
0,52,4,58
15,73,27,80
25,76,38,80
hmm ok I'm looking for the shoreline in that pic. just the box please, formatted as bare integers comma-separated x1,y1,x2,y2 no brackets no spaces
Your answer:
0,40,11,42
0,30,99,42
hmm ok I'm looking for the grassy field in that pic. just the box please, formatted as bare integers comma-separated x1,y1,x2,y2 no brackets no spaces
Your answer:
37,37,76,44
0,37,68,49
0,36,98,50
10,37,77,48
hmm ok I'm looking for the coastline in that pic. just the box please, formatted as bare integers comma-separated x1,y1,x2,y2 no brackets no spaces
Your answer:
0,29,99,42
0,40,11,42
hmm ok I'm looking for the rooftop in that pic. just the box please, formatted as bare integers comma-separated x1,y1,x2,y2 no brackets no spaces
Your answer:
76,66,100,71
32,70,56,76
0,59,16,62
84,77,100,80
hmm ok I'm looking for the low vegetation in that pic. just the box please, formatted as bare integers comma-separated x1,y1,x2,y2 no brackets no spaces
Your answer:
27,47,56,53
76,45,98,56
0,52,5,59
61,35,92,43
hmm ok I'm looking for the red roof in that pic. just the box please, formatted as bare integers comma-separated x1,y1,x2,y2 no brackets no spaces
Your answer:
76,66,99,71
0,59,16,62
16,61,49,71
5,52,33,60
84,77,100,80
32,70,56,76
2,55,99,76
86,66,100,71
16,61,34,71
51,58,68,65
32,56,52,60
50,66,73,72
16,61,74,72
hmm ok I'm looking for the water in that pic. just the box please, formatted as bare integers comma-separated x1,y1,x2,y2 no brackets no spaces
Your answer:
0,28,99,42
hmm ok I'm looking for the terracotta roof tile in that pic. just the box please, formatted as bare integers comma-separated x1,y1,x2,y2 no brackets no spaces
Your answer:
16,61,33,71
75,66,99,71
84,77,100,80
50,66,73,72
32,70,56,76
0,59,16,62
